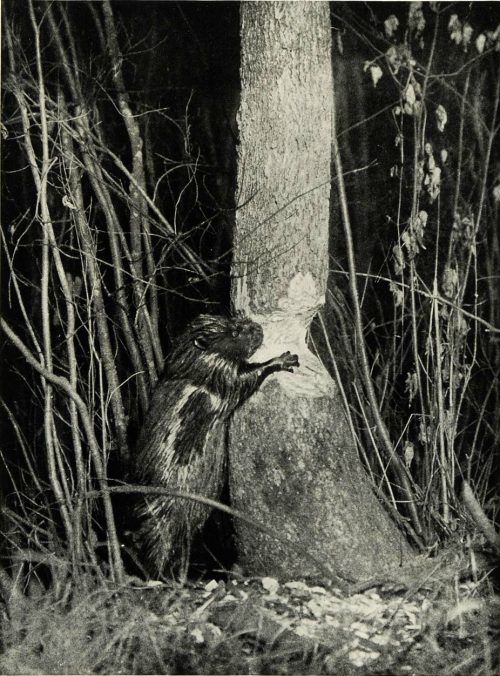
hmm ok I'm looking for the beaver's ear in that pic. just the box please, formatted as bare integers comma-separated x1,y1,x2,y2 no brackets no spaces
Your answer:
194,336,210,350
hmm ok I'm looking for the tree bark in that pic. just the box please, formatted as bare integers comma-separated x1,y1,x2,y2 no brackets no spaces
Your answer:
230,1,413,582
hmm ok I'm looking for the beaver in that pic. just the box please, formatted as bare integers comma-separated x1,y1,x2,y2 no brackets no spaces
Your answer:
132,313,299,577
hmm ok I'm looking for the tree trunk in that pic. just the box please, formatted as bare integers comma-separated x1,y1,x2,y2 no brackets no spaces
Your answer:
229,1,413,582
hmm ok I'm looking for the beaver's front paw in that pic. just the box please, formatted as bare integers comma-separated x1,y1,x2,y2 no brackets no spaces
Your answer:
278,351,300,372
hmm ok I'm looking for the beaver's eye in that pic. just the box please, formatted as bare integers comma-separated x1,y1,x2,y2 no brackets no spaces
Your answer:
232,330,239,338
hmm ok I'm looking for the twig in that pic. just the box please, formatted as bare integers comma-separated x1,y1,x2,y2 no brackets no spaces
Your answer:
86,484,356,591
331,66,423,537
2,318,125,584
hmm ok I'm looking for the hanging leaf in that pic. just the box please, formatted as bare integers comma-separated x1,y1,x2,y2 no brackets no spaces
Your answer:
428,166,441,200
436,105,448,132
385,44,414,74
336,31,344,55
404,441,415,469
392,245,406,275
404,83,416,107
442,266,459,298
462,23,473,49
448,14,462,45
402,230,418,259
371,65,383,87
476,33,486,53
418,421,431,444
410,212,427,250
384,15,399,39
390,281,404,306
405,373,418,402
408,2,426,35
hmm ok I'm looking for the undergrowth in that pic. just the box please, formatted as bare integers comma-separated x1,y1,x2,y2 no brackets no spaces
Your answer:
1,565,498,675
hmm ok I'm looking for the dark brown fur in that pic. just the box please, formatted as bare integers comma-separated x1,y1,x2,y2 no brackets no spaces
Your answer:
132,314,299,577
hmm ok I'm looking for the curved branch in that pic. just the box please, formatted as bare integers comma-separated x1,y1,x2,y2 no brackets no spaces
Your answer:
2,319,124,583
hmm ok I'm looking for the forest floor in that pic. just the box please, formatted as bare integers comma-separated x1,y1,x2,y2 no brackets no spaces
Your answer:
1,547,498,676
